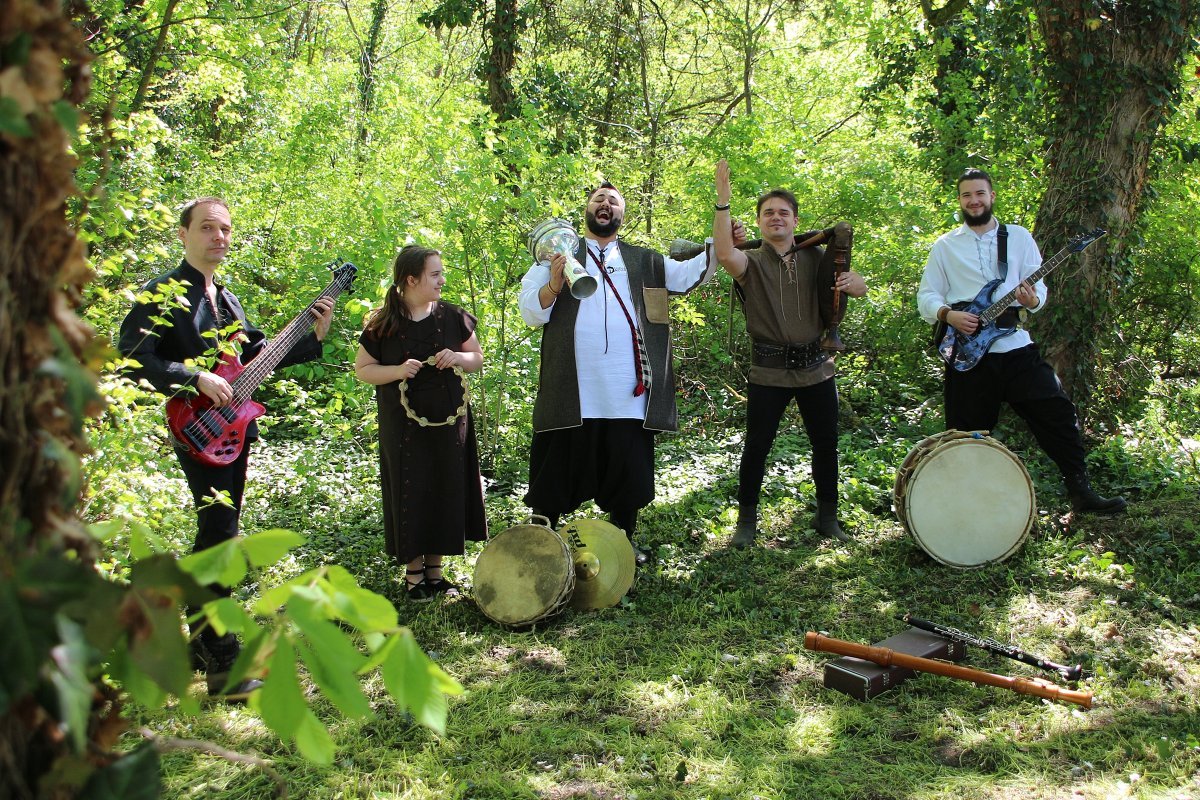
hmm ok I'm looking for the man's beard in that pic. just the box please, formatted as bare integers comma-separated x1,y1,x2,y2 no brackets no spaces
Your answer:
586,209,623,238
962,205,993,226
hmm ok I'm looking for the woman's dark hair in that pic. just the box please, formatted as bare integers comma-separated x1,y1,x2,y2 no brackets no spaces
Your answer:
364,245,439,339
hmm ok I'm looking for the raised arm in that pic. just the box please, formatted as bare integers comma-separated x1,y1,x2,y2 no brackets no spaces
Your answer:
713,159,748,280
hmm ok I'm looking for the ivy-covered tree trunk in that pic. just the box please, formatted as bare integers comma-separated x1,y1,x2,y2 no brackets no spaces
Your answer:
485,0,521,122
1031,2,1200,412
356,0,387,146
0,2,103,797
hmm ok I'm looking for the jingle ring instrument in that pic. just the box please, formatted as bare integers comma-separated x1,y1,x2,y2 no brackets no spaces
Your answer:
893,430,1035,569
398,356,468,427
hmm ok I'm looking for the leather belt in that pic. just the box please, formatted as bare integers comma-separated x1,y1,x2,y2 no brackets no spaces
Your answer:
751,339,827,370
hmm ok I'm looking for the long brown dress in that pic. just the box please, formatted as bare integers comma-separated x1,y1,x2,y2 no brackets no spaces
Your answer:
360,302,488,563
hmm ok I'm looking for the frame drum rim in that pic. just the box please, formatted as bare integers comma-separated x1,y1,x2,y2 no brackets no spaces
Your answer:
472,523,574,625
897,434,1036,569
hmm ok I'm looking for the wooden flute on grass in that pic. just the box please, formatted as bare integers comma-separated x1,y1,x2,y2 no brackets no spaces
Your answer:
804,632,1094,708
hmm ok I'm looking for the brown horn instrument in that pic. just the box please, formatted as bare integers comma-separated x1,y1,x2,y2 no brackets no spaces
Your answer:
803,632,1093,708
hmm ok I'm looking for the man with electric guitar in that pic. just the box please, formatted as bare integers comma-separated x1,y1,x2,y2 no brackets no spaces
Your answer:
118,196,343,698
918,168,1126,515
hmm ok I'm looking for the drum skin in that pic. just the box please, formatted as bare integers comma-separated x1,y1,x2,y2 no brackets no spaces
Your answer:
893,431,1036,569
473,523,575,626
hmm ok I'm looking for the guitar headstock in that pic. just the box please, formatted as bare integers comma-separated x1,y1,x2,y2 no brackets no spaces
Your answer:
329,260,358,288
1068,228,1107,252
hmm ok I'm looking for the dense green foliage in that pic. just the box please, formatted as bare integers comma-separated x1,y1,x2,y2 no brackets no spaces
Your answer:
22,0,1198,795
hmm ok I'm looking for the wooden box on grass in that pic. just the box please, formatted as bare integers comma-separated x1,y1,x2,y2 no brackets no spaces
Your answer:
823,627,967,701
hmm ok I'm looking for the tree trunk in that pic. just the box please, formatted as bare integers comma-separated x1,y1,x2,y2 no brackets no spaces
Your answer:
485,0,521,122
130,0,180,112
357,0,388,146
1031,1,1200,414
0,1,99,796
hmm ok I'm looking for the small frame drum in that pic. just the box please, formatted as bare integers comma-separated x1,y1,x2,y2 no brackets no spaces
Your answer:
893,431,1036,569
473,518,575,627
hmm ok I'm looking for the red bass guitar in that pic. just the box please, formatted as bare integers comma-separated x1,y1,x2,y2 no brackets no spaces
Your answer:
166,262,357,466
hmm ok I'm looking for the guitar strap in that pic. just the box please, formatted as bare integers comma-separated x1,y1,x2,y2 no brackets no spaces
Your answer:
997,223,1008,280
930,222,1009,354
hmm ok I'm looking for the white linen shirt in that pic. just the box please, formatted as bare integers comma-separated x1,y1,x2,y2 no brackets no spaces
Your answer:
520,237,713,420
918,222,1047,354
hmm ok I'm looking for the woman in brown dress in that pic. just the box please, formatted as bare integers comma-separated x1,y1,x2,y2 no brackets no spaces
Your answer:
354,245,488,601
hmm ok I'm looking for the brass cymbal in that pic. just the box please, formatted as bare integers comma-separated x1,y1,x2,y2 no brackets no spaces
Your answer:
557,519,635,610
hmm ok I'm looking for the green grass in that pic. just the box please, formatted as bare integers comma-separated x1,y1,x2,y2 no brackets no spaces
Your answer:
109,406,1200,800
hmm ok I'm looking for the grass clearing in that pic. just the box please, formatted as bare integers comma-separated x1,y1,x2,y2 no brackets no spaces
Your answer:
111,399,1200,800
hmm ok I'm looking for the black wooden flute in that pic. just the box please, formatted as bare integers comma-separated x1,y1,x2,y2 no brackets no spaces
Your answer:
898,613,1085,682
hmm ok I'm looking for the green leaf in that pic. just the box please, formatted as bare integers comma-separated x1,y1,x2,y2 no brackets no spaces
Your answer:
2,32,31,66
80,741,161,800
179,538,247,587
131,553,212,609
108,644,167,710
202,597,256,637
88,519,124,542
240,528,305,568
50,617,93,753
292,600,370,719
379,629,459,734
250,634,305,738
0,96,32,137
254,570,315,614
327,581,398,633
126,587,190,697
51,100,79,138
293,709,334,765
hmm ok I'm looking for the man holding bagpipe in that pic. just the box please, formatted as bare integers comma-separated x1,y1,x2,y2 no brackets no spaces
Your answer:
713,160,867,548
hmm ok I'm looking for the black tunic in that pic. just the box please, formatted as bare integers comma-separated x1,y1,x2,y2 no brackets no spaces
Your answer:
360,302,488,563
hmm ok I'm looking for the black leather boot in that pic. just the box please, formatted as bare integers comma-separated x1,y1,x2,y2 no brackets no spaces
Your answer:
609,509,648,565
730,505,757,549
815,499,850,542
1065,473,1127,514
203,632,263,701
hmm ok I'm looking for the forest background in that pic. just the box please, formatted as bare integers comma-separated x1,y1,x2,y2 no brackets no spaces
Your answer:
4,0,1200,798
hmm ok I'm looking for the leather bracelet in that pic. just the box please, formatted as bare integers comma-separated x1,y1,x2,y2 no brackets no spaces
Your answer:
714,203,731,211
547,282,561,296
937,306,950,323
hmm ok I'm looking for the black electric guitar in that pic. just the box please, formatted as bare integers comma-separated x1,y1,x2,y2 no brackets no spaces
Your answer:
937,228,1106,372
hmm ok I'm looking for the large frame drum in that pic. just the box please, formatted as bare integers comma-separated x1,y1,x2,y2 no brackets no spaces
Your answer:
893,431,1036,569
473,518,575,626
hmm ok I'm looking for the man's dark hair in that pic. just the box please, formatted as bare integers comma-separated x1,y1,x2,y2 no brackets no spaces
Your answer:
756,188,798,217
956,168,993,191
179,196,230,228
587,181,620,202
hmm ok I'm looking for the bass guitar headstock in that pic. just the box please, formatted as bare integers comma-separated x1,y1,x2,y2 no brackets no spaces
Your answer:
327,260,358,289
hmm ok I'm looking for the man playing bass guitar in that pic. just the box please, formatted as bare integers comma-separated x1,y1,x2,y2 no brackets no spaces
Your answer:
917,168,1125,515
118,197,335,698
